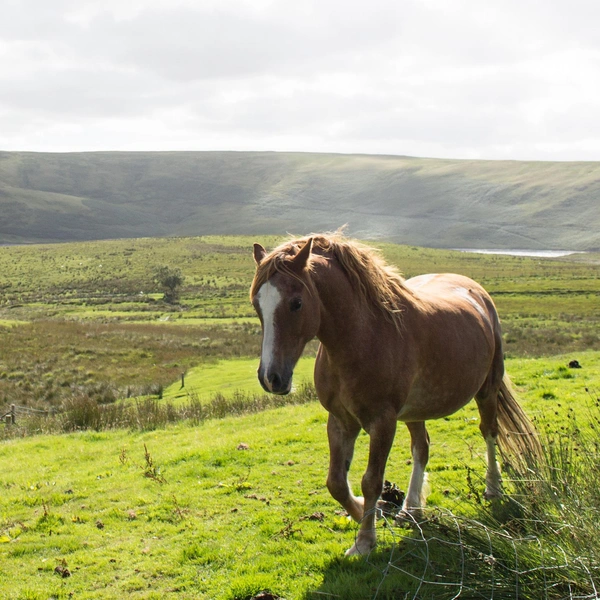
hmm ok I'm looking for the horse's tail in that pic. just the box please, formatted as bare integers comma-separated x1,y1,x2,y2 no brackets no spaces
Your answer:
496,375,543,469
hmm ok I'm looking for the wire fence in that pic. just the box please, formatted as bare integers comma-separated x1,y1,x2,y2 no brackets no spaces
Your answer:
356,502,599,600
1,404,51,424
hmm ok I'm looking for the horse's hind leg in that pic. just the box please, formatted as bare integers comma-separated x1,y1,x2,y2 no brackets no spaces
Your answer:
400,421,430,517
475,350,504,498
326,413,363,522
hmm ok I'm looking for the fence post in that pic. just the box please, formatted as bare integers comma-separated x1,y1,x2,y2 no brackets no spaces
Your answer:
10,404,15,425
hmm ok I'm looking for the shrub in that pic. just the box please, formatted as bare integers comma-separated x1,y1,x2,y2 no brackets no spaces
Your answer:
154,266,184,304
60,395,102,432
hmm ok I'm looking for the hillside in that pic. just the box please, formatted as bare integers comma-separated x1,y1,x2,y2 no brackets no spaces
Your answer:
1,151,599,249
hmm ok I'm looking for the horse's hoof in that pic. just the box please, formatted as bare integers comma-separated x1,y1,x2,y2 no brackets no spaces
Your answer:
345,531,376,556
394,509,422,526
483,488,503,500
344,544,362,557
345,539,376,557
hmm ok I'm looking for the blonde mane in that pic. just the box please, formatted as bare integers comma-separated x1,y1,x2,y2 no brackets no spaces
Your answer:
251,232,412,329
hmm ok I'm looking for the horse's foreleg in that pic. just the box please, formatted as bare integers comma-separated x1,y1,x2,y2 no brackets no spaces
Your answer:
401,421,430,516
346,415,397,556
326,413,362,521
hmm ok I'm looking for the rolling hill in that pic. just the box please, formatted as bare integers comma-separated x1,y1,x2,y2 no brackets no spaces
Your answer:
1,150,599,249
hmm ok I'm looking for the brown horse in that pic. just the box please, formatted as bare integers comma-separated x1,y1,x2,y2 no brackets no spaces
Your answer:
250,233,540,556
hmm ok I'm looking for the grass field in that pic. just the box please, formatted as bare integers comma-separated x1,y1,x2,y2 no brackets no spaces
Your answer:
0,235,598,413
162,357,317,404
0,235,599,598
0,352,599,599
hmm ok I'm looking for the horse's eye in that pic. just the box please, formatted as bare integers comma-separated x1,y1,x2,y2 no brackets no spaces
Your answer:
290,298,302,312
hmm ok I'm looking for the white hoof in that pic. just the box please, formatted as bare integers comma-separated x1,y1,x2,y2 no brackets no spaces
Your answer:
345,540,375,556
483,487,503,500
345,532,376,556
394,508,423,526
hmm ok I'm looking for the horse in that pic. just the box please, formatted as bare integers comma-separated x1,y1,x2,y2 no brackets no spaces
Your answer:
250,232,540,556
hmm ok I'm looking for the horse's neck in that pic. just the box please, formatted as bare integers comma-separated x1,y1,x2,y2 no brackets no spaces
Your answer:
312,260,382,358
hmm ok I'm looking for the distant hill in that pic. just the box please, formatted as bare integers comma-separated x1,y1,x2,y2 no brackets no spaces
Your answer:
1,150,599,249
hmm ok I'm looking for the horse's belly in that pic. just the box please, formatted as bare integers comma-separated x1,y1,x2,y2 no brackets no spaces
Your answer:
398,390,473,422
397,367,487,422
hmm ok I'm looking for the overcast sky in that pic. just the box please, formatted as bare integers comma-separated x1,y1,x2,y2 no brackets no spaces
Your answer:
2,0,599,160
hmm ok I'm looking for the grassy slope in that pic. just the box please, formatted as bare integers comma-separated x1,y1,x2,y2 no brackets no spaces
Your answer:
0,235,599,597
162,357,316,403
1,236,599,410
1,151,600,249
0,352,598,599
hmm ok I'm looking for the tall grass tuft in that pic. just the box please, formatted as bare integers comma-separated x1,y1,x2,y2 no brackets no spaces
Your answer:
0,382,319,439
515,390,600,573
371,392,600,599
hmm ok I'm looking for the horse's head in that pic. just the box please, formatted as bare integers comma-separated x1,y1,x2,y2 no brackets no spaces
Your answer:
251,238,320,395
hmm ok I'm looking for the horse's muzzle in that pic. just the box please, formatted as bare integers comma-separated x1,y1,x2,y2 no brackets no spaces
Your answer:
258,366,292,395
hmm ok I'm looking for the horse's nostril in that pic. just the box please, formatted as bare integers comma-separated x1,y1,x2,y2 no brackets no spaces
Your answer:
261,368,290,395
269,372,283,390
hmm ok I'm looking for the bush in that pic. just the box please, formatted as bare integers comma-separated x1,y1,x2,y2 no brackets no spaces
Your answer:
154,266,184,304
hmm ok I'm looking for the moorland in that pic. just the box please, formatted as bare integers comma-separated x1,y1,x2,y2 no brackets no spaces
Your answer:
0,236,598,411
0,235,599,599
2,150,600,250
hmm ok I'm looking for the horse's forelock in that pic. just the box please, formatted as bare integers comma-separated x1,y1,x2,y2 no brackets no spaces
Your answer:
250,241,311,299
250,234,411,330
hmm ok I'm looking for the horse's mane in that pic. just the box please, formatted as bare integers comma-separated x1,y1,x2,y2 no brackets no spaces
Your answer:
251,232,413,330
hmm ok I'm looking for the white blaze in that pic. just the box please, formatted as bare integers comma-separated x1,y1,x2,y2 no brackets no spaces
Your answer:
257,282,282,388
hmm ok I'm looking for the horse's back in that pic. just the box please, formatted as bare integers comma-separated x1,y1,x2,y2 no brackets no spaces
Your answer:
406,272,490,298
406,273,498,327
397,273,502,421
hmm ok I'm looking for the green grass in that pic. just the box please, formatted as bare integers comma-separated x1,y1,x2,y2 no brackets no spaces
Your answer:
1,352,599,599
163,357,316,403
0,403,355,599
508,352,600,408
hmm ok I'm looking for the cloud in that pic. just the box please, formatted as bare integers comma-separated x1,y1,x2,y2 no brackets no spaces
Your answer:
0,0,599,159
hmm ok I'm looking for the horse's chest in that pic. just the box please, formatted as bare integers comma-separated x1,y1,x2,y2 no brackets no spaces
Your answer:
315,353,408,420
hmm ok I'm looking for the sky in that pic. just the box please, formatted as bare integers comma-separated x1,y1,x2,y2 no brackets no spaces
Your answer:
2,0,600,160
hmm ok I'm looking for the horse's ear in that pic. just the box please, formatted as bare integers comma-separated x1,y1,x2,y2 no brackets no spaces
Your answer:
253,243,267,265
290,238,313,272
